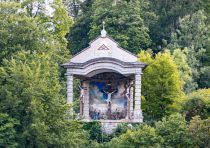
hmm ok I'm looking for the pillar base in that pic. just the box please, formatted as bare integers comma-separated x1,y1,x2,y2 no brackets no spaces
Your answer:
132,109,143,122
101,122,118,134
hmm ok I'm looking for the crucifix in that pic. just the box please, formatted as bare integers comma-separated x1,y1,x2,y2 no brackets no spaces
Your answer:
103,89,116,119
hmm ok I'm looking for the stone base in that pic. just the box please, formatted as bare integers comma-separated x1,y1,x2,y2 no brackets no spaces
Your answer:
132,109,143,122
101,122,118,134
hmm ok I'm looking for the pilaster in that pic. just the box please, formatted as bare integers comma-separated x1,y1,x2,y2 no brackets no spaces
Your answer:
133,73,143,122
67,74,73,104
83,81,90,121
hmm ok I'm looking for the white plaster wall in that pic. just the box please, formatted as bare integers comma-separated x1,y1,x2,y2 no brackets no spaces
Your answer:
70,36,138,63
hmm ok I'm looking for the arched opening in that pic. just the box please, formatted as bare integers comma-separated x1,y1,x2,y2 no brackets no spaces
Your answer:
89,72,131,120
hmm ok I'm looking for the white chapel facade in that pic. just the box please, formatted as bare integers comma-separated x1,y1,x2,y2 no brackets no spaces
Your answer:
62,28,147,129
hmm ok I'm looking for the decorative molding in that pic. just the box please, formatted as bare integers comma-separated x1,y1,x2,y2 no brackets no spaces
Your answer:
98,44,109,50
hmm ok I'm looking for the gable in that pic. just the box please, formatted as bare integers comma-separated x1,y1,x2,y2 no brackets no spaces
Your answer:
70,35,138,63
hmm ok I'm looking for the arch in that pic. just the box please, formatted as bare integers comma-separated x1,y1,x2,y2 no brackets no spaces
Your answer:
64,58,144,77
87,69,121,77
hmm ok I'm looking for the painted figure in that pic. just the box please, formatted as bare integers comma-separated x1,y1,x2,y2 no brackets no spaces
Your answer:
103,89,116,119
103,90,116,107
121,80,133,119
79,84,87,116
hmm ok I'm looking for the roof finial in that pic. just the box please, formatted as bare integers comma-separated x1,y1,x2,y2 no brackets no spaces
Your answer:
101,21,107,37
103,21,105,30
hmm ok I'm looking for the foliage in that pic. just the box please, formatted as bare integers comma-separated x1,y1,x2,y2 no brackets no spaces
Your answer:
0,51,88,147
181,89,210,121
68,0,156,54
172,48,194,93
83,121,103,143
67,0,94,55
155,113,191,147
111,123,130,138
89,0,153,54
149,0,200,49
105,124,163,147
167,10,210,89
0,113,18,147
188,116,210,148
138,50,184,121
83,121,113,143
0,1,72,63
0,2,46,62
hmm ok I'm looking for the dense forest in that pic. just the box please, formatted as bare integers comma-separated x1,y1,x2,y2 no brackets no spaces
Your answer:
0,0,209,147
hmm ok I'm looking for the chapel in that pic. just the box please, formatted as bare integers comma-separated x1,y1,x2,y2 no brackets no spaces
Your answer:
62,27,147,133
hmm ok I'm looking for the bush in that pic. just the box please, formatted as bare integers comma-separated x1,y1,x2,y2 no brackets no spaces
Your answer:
188,116,210,147
105,125,163,147
155,113,191,147
0,113,18,147
181,89,210,121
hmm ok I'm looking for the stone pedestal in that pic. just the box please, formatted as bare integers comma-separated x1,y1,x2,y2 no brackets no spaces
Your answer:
101,122,118,134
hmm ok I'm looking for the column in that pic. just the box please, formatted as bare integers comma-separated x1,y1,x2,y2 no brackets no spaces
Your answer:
133,73,143,122
83,81,90,121
129,80,134,119
67,74,73,104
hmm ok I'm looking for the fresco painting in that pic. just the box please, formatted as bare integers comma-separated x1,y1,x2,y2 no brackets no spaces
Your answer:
89,81,127,120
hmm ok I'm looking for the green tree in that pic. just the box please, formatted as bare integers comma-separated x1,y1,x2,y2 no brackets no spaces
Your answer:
155,114,191,147
0,2,46,61
105,125,163,147
0,113,18,147
89,0,152,54
181,89,210,121
68,0,155,54
172,48,195,93
0,1,72,63
0,1,88,147
167,10,210,89
67,0,96,55
149,0,200,50
138,50,183,121
188,116,210,148
0,51,88,147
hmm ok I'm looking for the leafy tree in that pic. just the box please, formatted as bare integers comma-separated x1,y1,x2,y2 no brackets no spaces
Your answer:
0,113,18,147
83,121,103,143
0,1,72,63
167,10,210,89
89,0,152,54
0,1,88,147
155,114,191,147
68,0,155,54
149,0,200,49
51,0,73,43
181,89,210,121
172,48,195,93
188,116,210,148
138,50,183,121
83,121,114,143
0,2,46,62
67,0,95,55
105,125,163,147
0,51,88,147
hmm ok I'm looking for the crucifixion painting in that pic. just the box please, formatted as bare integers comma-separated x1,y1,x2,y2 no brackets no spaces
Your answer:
89,73,129,120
